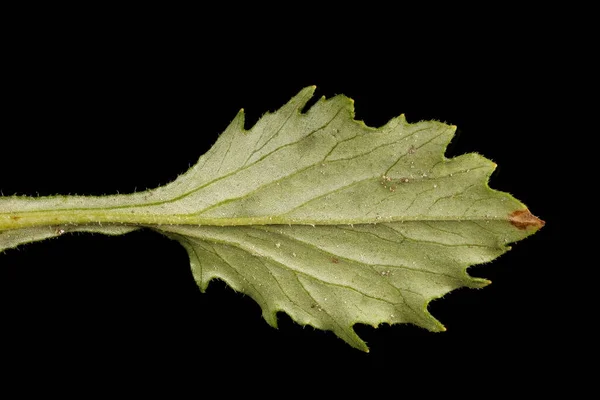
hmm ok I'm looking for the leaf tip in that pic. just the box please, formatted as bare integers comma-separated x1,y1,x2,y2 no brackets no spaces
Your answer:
469,277,492,289
354,340,370,353
264,311,279,329
300,85,317,96
509,208,545,231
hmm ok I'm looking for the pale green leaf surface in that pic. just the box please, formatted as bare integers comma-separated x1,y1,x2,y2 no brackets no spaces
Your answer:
0,225,139,254
0,86,543,351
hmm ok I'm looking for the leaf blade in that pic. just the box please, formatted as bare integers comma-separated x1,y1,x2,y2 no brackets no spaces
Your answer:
0,86,543,350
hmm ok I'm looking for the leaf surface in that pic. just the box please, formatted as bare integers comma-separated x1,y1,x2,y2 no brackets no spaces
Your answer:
0,86,543,350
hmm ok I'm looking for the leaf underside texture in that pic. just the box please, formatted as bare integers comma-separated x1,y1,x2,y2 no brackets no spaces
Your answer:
0,86,543,351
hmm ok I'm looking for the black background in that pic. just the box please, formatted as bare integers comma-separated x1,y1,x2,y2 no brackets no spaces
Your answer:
0,11,564,391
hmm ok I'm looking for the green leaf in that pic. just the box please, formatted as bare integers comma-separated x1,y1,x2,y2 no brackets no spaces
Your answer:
0,86,543,351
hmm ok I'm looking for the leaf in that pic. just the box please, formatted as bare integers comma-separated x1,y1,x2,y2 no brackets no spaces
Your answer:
0,86,543,351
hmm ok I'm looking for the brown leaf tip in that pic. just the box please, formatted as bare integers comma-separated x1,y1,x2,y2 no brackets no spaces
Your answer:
509,209,545,230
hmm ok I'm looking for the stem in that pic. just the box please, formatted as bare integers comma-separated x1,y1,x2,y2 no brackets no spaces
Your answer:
0,205,278,230
1,210,192,230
